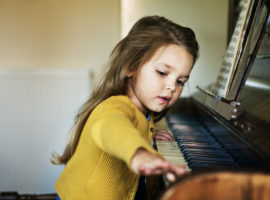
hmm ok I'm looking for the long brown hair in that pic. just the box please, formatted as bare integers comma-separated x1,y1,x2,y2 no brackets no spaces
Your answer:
51,15,199,164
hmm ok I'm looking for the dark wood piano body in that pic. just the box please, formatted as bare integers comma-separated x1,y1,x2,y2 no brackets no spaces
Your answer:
152,2,270,199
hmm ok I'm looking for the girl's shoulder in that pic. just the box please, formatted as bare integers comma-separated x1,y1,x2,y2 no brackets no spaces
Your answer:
89,95,148,125
102,95,133,107
94,95,137,116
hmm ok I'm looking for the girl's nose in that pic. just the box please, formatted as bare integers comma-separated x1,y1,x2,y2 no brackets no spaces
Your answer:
166,80,176,92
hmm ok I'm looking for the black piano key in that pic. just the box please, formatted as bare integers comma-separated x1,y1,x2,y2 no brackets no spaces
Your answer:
188,158,238,166
175,139,219,145
174,135,213,141
178,143,223,149
174,134,216,140
181,148,228,155
206,126,228,134
183,153,232,161
176,137,219,145
172,125,208,132
179,143,223,150
166,114,200,124
184,152,233,159
185,155,236,164
174,135,215,141
173,131,213,137
172,129,210,134
188,160,238,169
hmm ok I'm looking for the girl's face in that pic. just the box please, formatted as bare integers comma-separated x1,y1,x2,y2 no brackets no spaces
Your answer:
127,44,194,115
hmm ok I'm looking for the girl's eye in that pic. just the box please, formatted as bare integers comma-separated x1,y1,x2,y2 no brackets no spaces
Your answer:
157,70,166,76
177,79,185,86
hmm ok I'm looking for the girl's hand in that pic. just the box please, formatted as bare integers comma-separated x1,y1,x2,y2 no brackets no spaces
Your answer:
154,129,174,141
131,148,186,182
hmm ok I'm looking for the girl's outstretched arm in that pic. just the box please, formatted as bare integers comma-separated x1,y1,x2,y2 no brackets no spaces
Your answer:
131,147,186,182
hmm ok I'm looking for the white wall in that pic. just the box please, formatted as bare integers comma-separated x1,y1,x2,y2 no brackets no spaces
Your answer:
0,69,91,193
121,0,228,96
0,0,120,75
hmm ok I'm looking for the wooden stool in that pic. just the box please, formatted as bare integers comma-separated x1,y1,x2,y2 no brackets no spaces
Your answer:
160,171,270,200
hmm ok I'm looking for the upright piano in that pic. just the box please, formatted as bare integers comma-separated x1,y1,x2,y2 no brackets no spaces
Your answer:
153,1,270,199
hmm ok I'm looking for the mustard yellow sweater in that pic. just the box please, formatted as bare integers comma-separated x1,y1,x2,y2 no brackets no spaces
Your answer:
55,95,158,200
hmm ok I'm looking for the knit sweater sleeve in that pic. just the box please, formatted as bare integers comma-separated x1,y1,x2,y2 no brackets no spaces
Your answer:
89,97,158,168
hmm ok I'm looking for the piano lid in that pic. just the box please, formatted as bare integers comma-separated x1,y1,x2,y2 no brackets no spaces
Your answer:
232,16,270,157
239,16,270,124
192,3,270,159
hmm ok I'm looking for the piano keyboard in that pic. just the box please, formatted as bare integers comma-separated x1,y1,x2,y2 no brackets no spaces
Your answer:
155,113,260,171
156,141,190,171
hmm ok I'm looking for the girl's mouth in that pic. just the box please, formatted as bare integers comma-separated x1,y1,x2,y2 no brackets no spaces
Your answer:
159,96,171,104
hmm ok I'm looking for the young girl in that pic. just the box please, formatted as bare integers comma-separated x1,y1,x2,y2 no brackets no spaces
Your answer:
52,15,199,200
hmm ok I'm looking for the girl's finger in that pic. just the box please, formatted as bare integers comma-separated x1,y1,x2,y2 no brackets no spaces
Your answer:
165,172,176,182
154,135,172,141
171,165,186,176
156,129,169,133
155,132,173,141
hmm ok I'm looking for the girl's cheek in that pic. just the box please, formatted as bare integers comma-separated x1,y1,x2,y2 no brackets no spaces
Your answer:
171,95,178,105
174,89,183,99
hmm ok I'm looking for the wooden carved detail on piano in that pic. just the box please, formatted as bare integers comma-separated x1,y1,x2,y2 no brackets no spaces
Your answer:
160,171,270,200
